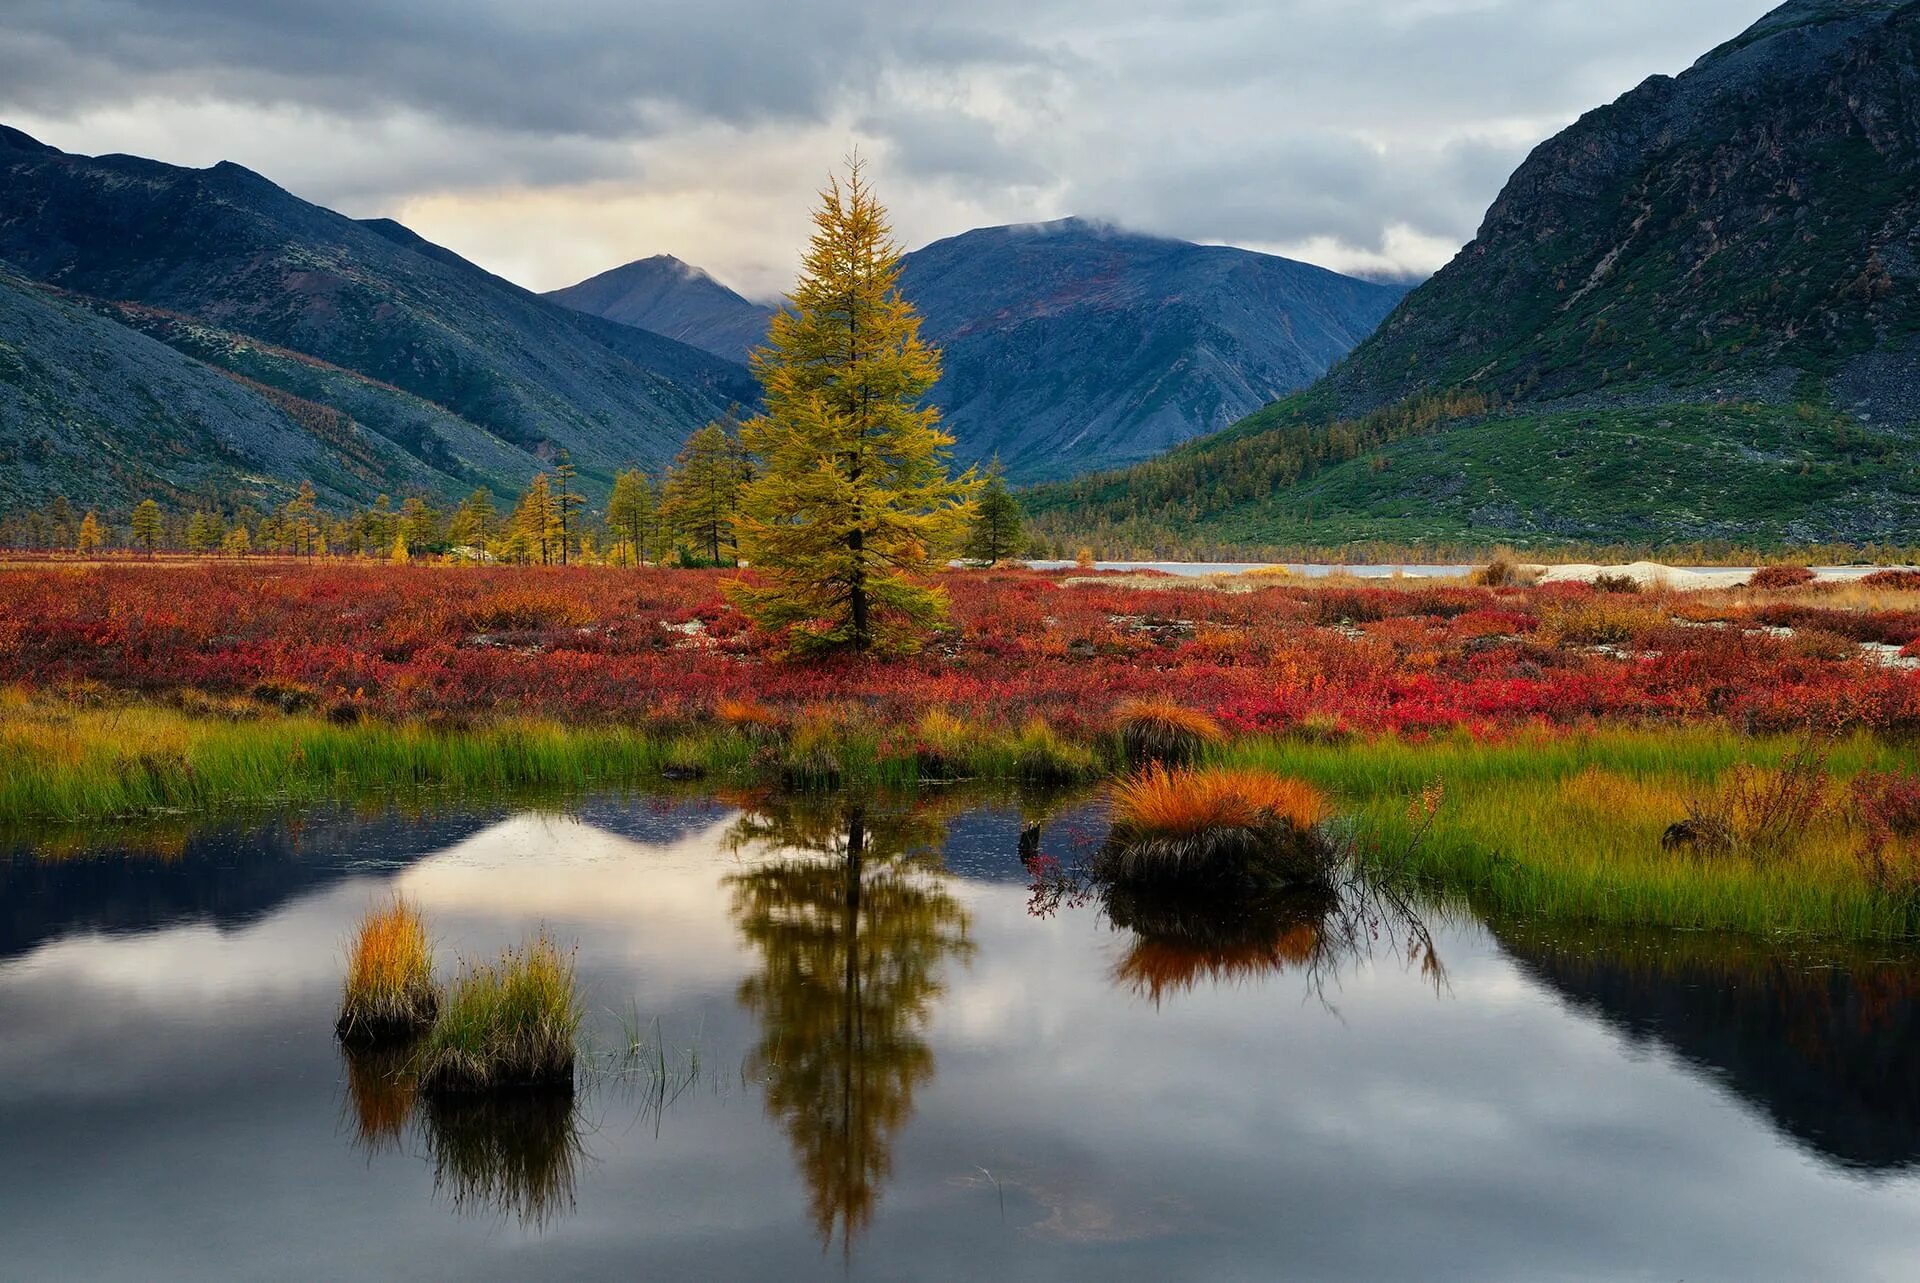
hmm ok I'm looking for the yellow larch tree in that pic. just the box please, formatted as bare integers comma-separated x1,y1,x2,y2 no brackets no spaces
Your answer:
727,158,977,654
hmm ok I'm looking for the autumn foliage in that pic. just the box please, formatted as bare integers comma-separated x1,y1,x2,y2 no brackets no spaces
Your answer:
1,562,1919,740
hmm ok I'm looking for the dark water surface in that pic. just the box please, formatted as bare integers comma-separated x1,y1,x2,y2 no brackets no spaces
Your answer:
3,793,1919,1281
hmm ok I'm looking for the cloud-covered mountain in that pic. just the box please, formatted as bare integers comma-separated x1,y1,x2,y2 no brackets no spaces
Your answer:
1026,0,1920,551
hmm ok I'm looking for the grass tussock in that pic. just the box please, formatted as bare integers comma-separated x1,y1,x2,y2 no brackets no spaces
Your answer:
416,931,582,1096
336,896,438,1045
1112,697,1225,766
1097,765,1333,891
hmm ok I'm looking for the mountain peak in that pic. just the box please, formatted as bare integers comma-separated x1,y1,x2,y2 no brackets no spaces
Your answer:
0,124,57,155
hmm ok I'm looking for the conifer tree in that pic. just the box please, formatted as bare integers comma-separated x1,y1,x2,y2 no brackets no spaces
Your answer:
962,458,1024,566
285,482,320,559
447,489,496,550
130,499,162,558
664,419,749,565
222,525,252,557
77,510,103,554
606,468,662,566
728,159,977,652
514,474,558,565
549,452,586,566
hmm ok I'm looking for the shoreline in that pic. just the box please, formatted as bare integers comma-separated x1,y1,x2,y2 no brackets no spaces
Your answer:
5,704,1915,944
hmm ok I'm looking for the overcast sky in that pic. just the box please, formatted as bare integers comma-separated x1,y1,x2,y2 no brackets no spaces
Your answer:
1,0,1782,299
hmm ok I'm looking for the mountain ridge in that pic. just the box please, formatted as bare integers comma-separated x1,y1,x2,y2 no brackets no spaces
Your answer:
0,127,759,507
551,216,1408,482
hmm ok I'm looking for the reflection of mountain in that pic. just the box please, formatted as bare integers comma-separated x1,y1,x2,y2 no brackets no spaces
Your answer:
0,810,499,964
1498,924,1920,1171
725,798,974,1253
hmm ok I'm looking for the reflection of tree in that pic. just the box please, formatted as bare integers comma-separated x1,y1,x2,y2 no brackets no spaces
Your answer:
726,795,974,1254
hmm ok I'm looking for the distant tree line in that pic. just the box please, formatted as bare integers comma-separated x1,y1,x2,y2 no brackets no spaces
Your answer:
1,414,1026,568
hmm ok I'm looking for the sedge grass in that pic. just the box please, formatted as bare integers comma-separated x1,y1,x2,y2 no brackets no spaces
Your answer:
416,931,582,1096
1111,697,1226,767
1097,765,1333,890
336,895,439,1044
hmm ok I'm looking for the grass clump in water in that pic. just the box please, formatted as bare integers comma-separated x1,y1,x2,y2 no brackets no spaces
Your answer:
1112,697,1225,766
336,896,439,1045
1096,765,1333,892
417,931,582,1096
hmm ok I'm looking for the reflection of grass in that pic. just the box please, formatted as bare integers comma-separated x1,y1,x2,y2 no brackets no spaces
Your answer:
1106,886,1336,1004
1228,730,1919,940
336,896,438,1044
417,931,582,1095
421,1090,585,1230
340,1042,419,1154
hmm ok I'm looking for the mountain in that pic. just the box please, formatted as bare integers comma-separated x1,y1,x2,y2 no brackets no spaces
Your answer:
898,219,1409,482
551,219,1408,483
1027,0,1920,552
544,256,776,361
0,127,759,510
0,266,381,513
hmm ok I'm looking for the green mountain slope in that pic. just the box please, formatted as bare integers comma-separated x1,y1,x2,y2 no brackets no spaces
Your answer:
1029,0,1920,553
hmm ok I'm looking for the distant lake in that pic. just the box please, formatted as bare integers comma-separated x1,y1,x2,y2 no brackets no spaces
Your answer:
4,791,1920,1280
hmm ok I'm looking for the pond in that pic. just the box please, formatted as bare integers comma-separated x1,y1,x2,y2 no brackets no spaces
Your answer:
3,791,1919,1281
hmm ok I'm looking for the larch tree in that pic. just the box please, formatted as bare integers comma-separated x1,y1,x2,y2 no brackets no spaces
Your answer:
130,499,162,558
664,419,749,566
961,458,1024,566
285,482,320,559
552,452,586,566
606,468,662,566
728,159,977,653
514,473,558,565
77,510,103,554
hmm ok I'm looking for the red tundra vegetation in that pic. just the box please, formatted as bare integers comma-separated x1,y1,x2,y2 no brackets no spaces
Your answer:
1,561,1918,739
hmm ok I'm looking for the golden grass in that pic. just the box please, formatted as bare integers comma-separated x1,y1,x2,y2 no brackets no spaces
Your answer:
1113,765,1329,838
337,896,439,1044
1112,696,1226,766
1100,766,1334,889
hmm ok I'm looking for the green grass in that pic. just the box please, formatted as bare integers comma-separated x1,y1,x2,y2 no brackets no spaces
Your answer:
1222,729,1920,942
416,931,583,1095
0,701,1108,825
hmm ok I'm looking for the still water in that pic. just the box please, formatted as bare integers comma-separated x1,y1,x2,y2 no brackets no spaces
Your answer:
3,793,1919,1281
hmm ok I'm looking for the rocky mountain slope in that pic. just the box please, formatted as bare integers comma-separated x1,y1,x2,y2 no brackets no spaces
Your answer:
0,126,758,508
544,255,776,361
553,219,1407,483
1028,0,1920,551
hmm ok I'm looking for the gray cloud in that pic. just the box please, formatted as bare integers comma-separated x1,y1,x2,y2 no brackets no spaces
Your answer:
0,0,1783,288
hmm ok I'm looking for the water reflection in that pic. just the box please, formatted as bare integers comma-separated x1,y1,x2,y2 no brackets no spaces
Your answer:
339,1040,587,1228
341,1043,418,1155
1499,923,1920,1171
420,1091,586,1230
725,794,975,1253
